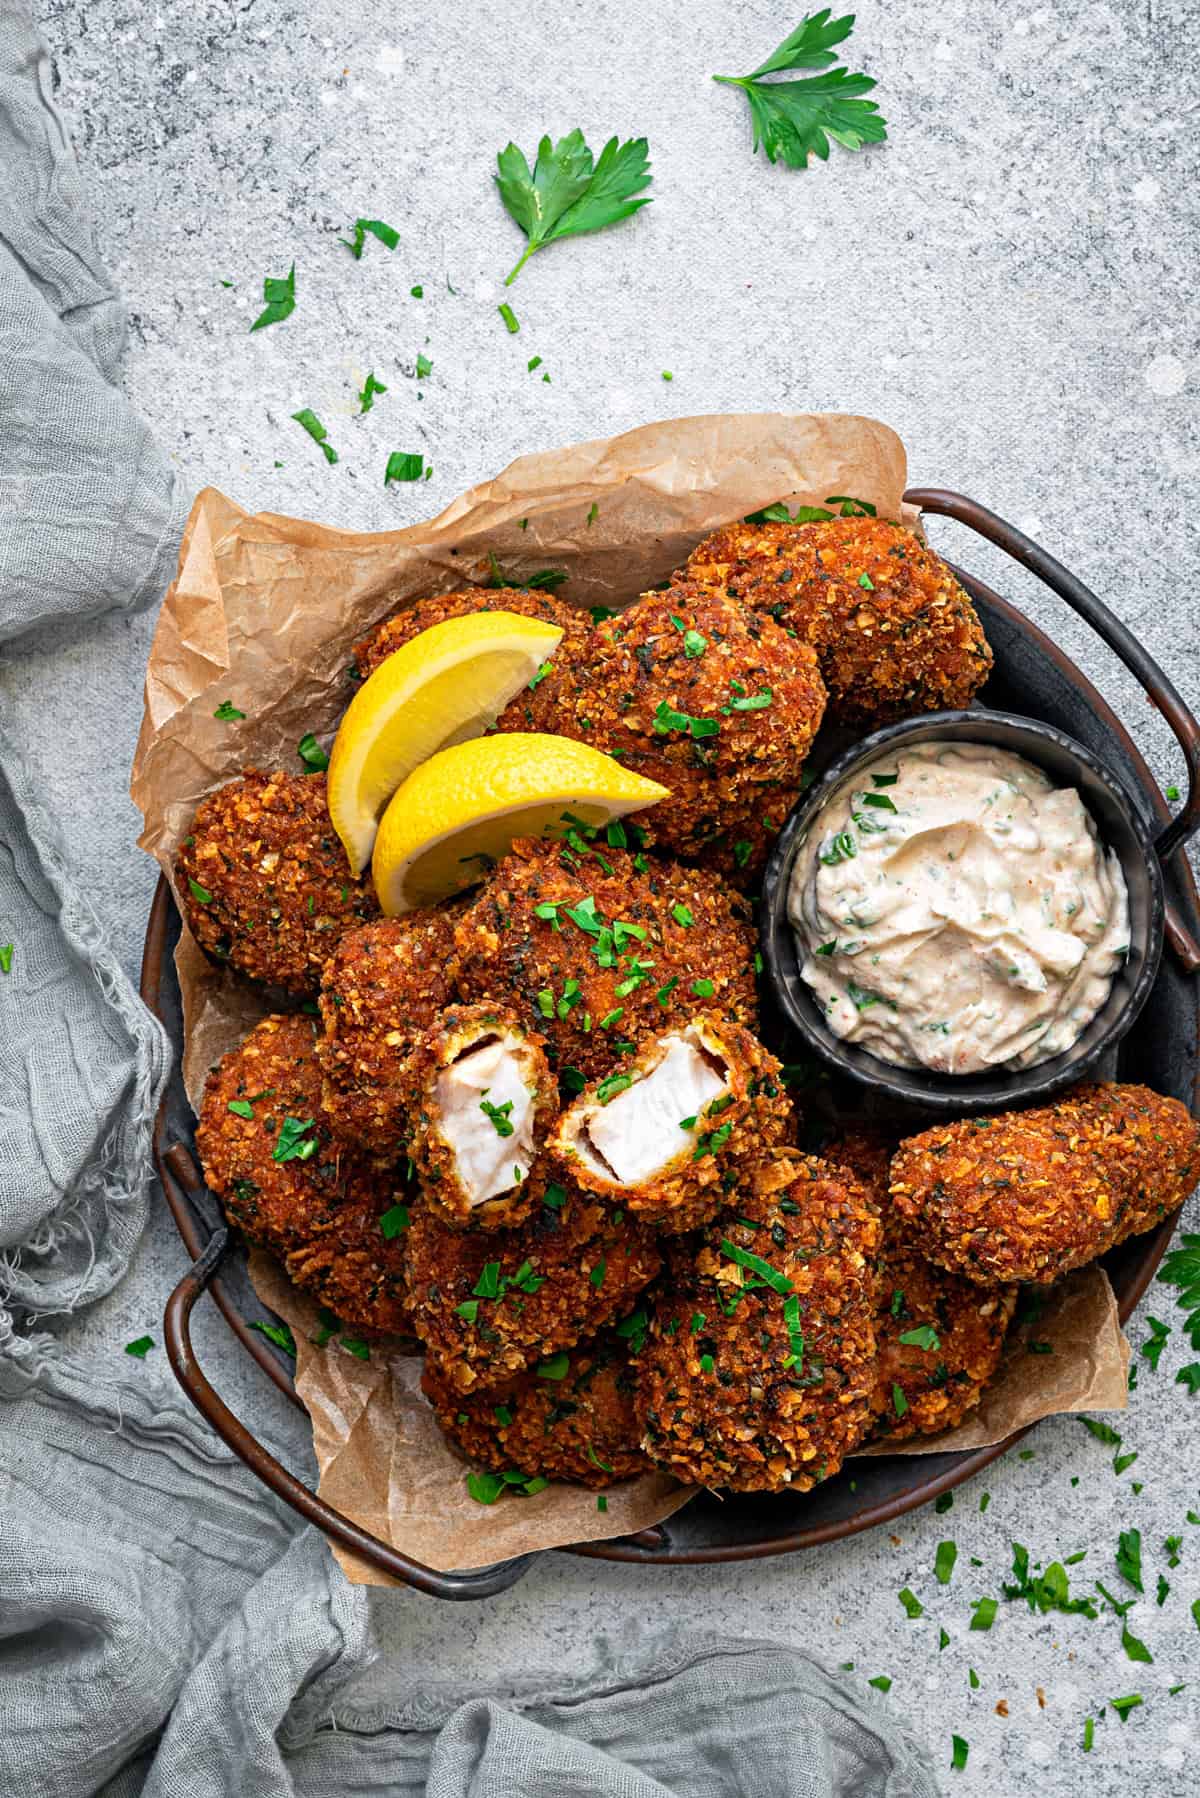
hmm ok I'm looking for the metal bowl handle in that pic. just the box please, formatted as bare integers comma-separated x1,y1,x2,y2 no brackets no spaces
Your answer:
906,488,1200,864
162,1229,535,1601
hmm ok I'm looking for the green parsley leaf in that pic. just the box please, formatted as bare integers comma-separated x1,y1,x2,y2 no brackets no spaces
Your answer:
969,1597,997,1631
597,1072,634,1105
339,218,399,259
291,408,338,465
720,1239,792,1294
410,284,423,298
297,732,329,772
597,1494,609,1512
272,1116,318,1163
691,977,715,998
1110,1693,1143,1722
683,629,707,657
466,1470,506,1505
934,1540,957,1585
867,1674,892,1692
1116,1527,1144,1592
226,1099,255,1120
950,1736,968,1773
536,1352,570,1380
935,1492,954,1515
380,1203,410,1239
385,451,424,484
653,699,719,739
589,1257,607,1289
249,1318,296,1355
479,1096,516,1137
124,1335,154,1359
899,1324,940,1352
1080,1416,1123,1445
1121,1623,1153,1664
1082,1716,1094,1751
713,13,887,170
858,571,875,590
495,130,652,285
498,301,520,333
898,1587,923,1619
1140,1315,1171,1369
1176,1362,1200,1394
358,372,388,414
0,944,13,974
339,1336,370,1360
455,1299,480,1322
250,263,295,331
728,688,772,712
416,352,433,378
213,700,245,721
892,1383,909,1417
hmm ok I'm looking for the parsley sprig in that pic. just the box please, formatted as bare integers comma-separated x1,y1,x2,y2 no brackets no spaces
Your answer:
714,12,886,170
495,130,653,284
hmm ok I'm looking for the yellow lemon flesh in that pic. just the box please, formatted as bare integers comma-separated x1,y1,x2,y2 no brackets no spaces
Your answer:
371,734,670,914
327,611,563,873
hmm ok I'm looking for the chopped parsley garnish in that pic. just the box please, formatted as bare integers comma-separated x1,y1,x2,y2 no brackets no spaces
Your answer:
818,830,856,865
498,302,520,334
868,1674,892,1693
249,1319,297,1355
0,945,13,974
1116,1527,1143,1592
124,1335,154,1359
1110,1694,1142,1722
213,700,245,721
891,1383,909,1417
728,688,772,712
597,1494,608,1513
226,1099,255,1120
898,1588,923,1619
479,1096,516,1137
536,1352,570,1380
860,791,896,811
1140,1316,1171,1369
672,903,694,927
683,629,707,657
589,1257,607,1289
528,660,554,691
379,1203,409,1239
358,371,388,414
473,1262,503,1298
713,12,887,170
899,1324,940,1352
250,263,295,331
653,699,719,739
340,1336,371,1360
385,451,424,484
969,1597,997,1630
494,130,652,284
719,1239,791,1294
466,1471,506,1505
950,1736,968,1773
872,771,898,786
1121,1624,1153,1664
656,976,680,1007
416,352,433,378
291,408,338,465
339,217,399,259
297,732,329,772
691,977,715,997
597,1072,634,1105
699,1353,715,1373
272,1116,318,1163
1080,1416,1122,1445
934,1540,957,1585
455,1299,479,1322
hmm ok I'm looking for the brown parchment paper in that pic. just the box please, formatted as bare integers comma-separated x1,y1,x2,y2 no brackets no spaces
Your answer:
131,411,1130,1581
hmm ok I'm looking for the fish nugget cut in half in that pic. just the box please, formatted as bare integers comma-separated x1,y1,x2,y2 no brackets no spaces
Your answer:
636,1150,881,1492
196,1013,413,1336
352,585,589,730
889,1081,1200,1286
549,1014,793,1232
399,1003,557,1230
685,516,992,728
422,1322,649,1488
520,584,825,861
452,836,759,1085
405,1182,662,1395
317,911,458,1155
177,770,379,995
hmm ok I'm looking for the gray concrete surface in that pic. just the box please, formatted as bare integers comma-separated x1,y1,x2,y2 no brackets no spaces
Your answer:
5,0,1199,1789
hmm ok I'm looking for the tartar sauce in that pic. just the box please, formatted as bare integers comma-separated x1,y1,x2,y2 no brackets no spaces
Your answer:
788,742,1130,1074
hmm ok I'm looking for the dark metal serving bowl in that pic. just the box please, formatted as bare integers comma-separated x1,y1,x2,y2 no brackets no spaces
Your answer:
145,488,1200,1601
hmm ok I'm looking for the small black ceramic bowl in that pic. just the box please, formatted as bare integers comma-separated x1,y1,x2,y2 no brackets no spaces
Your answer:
760,710,1164,1113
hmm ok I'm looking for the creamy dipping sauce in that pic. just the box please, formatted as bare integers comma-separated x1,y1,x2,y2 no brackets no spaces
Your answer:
787,742,1130,1074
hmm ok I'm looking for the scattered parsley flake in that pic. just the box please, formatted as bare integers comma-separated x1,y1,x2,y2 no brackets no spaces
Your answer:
297,732,329,772
479,1096,516,1137
124,1335,154,1359
380,1203,409,1239
537,1352,570,1380
969,1597,997,1631
1110,1694,1142,1723
385,451,424,484
249,1319,296,1355
0,944,13,973
498,301,520,333
213,700,245,721
950,1736,968,1773
899,1324,940,1352
226,1099,255,1120
272,1116,318,1163
358,372,388,414
291,408,338,465
416,352,433,378
250,263,295,331
934,1540,957,1585
339,218,399,259
898,1588,923,1619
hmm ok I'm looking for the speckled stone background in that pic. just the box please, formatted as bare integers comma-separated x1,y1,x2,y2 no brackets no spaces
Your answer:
6,0,1199,1790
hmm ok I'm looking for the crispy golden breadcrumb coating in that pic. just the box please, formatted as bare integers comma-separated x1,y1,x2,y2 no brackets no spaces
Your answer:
889,1082,1200,1286
399,1003,558,1230
317,912,458,1155
351,585,589,730
685,517,992,727
177,770,379,995
550,1013,793,1232
635,1150,881,1492
196,1013,413,1336
422,1324,648,1487
452,837,759,1086
404,1183,662,1395
872,1235,1017,1440
506,584,825,860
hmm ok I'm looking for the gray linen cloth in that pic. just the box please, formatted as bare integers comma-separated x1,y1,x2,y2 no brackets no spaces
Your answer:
0,7,941,1793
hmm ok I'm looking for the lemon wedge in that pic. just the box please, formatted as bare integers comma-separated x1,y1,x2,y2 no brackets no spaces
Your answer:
327,611,564,872
371,733,670,914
